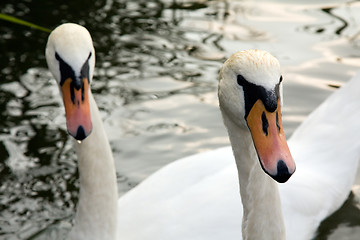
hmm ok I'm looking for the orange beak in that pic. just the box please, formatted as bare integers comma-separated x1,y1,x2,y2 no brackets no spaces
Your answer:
61,77,92,141
246,99,295,183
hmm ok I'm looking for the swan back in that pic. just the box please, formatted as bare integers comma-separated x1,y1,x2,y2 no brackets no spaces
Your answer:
281,72,360,239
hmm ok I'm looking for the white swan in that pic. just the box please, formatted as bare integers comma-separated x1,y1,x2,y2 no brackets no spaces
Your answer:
116,50,360,240
46,23,360,240
46,23,118,240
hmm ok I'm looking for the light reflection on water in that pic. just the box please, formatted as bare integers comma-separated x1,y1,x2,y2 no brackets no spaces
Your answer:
0,0,360,239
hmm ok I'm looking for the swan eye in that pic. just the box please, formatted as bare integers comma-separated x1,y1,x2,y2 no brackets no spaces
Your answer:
279,75,283,83
237,75,247,86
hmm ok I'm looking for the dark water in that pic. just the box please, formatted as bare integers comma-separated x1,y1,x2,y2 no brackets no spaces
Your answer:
1,0,360,239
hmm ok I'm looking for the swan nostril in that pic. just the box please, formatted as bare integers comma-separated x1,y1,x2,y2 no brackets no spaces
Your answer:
276,112,280,132
74,126,87,141
272,160,292,183
262,111,269,136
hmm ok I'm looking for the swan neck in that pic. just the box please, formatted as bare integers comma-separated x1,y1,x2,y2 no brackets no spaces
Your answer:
70,92,118,240
222,114,286,240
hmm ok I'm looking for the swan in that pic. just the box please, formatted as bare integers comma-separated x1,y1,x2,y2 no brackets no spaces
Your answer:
46,23,360,240
46,23,118,240
116,50,360,240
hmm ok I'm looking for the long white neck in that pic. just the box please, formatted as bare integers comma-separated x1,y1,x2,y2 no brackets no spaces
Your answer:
222,114,285,240
68,92,118,240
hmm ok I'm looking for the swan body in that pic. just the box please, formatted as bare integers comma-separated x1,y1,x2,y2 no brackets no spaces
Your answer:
46,23,360,240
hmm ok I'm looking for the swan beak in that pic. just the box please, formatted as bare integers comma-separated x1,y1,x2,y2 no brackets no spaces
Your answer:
61,77,92,141
246,99,295,183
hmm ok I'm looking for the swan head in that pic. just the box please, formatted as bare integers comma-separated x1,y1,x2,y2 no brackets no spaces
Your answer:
219,49,295,183
46,23,95,141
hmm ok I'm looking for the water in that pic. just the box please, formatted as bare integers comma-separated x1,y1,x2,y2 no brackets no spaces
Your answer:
0,0,360,239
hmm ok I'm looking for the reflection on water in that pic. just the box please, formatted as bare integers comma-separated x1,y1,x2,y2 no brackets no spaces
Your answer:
0,0,360,239
304,6,349,35
315,191,360,239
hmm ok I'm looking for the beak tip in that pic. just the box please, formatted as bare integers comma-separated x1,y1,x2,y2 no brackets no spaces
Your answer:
70,126,90,141
270,159,295,183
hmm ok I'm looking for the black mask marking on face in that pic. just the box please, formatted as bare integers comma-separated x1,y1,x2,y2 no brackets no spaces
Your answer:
55,52,92,103
55,52,76,87
80,52,92,84
237,75,281,118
